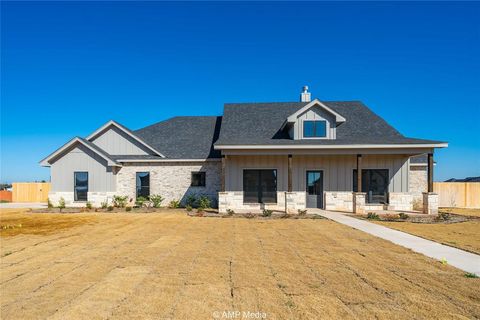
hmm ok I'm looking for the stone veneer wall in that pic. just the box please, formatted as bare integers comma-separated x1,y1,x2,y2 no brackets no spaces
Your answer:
409,166,427,201
49,191,116,207
324,192,353,212
388,193,414,211
218,191,306,213
116,161,221,207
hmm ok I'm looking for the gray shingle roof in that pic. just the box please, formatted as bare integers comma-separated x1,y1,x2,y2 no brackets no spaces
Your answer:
134,116,222,159
215,101,445,146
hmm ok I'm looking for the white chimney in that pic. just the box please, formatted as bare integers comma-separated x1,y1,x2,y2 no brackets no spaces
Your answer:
300,85,311,102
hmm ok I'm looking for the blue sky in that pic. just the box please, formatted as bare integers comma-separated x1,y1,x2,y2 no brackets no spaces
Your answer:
1,1,479,183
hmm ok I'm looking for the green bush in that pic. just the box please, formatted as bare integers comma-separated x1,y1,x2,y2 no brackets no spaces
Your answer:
100,201,108,209
262,209,273,217
465,272,479,278
150,194,164,208
47,198,53,208
366,212,380,220
135,196,148,207
298,209,307,216
58,197,66,210
86,201,93,210
226,209,235,216
113,195,128,208
437,212,450,221
398,212,409,220
186,205,193,212
169,200,180,208
198,196,211,210
125,206,132,212
107,206,114,211
186,194,197,208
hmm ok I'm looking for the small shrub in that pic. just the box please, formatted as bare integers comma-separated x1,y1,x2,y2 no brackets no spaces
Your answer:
169,200,180,208
113,195,128,208
464,272,479,278
125,206,132,212
107,206,114,211
298,209,307,216
226,209,235,216
437,212,450,221
100,201,108,209
198,196,211,210
47,198,53,208
135,196,148,207
398,212,409,220
412,198,423,211
86,201,93,210
186,205,192,212
244,212,255,219
58,197,66,210
186,194,197,208
383,214,399,221
262,209,272,217
150,194,164,208
441,257,448,265
196,208,204,213
366,212,380,220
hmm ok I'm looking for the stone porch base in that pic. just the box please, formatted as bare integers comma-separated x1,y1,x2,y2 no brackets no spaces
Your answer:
49,192,117,207
218,191,306,213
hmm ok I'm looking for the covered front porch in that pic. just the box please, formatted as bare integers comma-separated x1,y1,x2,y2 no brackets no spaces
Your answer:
218,151,437,214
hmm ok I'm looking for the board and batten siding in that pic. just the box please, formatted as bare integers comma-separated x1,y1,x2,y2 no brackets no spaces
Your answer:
225,154,409,193
91,126,152,155
50,145,116,192
292,106,336,139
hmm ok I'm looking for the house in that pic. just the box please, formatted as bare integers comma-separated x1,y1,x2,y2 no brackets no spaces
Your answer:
40,87,447,214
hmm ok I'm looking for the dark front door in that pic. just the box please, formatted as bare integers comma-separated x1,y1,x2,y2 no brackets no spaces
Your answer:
306,170,323,208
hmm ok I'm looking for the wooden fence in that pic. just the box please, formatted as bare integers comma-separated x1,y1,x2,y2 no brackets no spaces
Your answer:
0,190,12,202
434,182,480,208
12,183,51,203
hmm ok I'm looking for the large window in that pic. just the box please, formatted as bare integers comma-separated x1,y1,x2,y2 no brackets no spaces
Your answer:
303,120,327,138
353,169,389,204
191,172,206,187
136,172,150,198
243,169,277,203
74,172,88,201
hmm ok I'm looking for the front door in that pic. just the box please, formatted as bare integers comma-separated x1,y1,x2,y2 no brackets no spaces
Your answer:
306,170,323,208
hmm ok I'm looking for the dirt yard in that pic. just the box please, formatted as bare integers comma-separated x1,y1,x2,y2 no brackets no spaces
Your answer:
1,209,479,319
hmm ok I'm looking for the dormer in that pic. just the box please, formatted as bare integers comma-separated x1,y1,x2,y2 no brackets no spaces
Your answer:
282,91,346,140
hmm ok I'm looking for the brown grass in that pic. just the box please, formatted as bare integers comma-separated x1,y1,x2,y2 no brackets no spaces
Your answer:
375,220,480,254
439,207,480,218
1,209,479,319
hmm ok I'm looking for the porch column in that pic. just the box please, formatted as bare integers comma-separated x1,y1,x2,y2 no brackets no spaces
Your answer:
427,153,433,192
287,154,293,192
221,155,226,192
356,154,362,192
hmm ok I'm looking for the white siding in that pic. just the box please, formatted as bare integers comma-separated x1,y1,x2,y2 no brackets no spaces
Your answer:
50,145,116,192
91,126,152,155
292,106,336,139
226,154,409,193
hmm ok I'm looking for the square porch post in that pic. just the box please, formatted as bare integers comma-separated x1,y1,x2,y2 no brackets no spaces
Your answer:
427,153,433,192
221,155,226,192
356,154,362,192
288,154,292,192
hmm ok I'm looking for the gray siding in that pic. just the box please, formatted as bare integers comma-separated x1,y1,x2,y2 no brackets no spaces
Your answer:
292,106,336,139
91,126,152,155
50,145,116,192
225,154,409,193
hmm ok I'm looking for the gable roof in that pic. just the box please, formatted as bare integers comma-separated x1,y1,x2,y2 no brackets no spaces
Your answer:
283,99,346,128
87,120,166,158
40,137,120,167
134,116,222,159
215,101,447,148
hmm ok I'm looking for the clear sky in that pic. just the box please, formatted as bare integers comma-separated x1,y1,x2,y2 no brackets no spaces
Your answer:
1,1,479,183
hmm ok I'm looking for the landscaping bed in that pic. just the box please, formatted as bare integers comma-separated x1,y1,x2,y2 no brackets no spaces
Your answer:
187,210,325,219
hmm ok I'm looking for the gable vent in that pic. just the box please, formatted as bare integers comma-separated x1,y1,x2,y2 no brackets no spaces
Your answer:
300,86,311,102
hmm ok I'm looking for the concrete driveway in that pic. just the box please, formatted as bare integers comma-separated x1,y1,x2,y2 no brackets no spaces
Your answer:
0,202,47,209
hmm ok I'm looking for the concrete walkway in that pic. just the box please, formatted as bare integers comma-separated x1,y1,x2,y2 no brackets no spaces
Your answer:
0,202,47,209
314,210,480,275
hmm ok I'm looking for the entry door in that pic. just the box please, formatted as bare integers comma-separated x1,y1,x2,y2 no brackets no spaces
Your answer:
306,170,323,208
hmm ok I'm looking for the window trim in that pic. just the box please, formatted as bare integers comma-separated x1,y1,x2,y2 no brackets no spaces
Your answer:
136,172,150,198
191,171,206,187
242,169,278,204
302,120,327,138
74,171,88,202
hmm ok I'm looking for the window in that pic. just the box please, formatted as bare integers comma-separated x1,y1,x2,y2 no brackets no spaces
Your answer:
353,169,389,204
303,120,327,138
191,172,206,187
74,172,88,201
243,169,277,203
136,172,150,198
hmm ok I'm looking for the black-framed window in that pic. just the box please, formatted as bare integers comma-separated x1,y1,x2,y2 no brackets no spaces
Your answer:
353,169,389,204
74,172,88,201
136,172,150,198
191,172,206,187
303,120,327,138
243,169,277,203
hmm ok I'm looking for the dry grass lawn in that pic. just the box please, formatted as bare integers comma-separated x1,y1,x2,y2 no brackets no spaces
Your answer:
440,207,480,218
1,209,479,319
